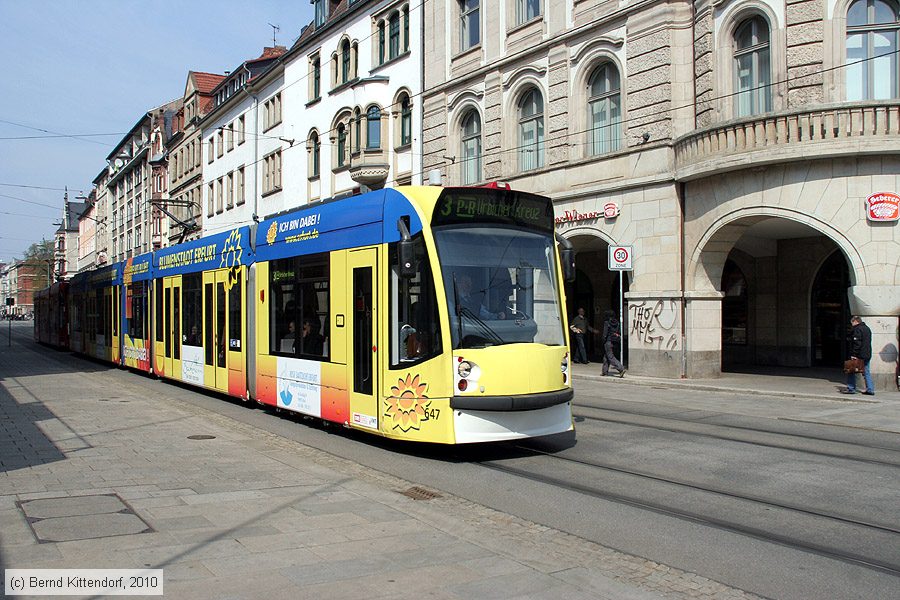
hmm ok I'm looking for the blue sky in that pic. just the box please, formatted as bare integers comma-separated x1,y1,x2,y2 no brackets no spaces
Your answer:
0,0,313,263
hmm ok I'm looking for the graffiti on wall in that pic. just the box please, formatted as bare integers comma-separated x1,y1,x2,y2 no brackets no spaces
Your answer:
629,300,679,350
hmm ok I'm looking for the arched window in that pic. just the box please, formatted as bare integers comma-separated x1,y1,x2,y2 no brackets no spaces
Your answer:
341,39,351,83
389,12,401,59
367,106,382,149
734,16,772,116
400,94,412,146
588,63,621,155
518,88,544,171
847,0,900,100
308,131,320,178
460,110,482,184
378,21,386,64
337,124,347,167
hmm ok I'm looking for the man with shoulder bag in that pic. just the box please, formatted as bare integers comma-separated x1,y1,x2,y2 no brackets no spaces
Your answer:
842,315,874,396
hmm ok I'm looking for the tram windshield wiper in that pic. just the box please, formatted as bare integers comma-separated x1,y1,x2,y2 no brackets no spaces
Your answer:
459,305,505,347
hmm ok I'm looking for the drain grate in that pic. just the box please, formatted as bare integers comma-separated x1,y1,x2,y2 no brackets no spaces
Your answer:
187,434,216,440
400,486,442,501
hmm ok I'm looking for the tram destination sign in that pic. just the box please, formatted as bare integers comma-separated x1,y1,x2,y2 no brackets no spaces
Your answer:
433,189,554,232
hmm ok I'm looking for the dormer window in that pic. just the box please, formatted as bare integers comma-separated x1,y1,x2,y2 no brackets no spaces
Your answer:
315,0,327,27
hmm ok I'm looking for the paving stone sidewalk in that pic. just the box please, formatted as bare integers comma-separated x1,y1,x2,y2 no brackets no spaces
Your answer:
0,326,759,599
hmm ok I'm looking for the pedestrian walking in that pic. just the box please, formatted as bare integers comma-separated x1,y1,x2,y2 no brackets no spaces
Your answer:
601,310,626,377
842,315,874,395
569,307,594,364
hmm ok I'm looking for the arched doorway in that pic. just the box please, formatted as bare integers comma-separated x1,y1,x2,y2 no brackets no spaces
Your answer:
721,259,749,368
811,250,850,367
692,215,854,375
564,233,629,362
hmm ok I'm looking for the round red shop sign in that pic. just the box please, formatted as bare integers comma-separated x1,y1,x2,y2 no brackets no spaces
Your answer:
866,192,900,221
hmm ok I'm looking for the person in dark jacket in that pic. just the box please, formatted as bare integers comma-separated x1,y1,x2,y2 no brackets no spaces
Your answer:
601,310,626,377
569,307,594,364
842,315,874,395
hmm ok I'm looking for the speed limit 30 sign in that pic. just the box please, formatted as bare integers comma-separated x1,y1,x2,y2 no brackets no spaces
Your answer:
608,245,633,271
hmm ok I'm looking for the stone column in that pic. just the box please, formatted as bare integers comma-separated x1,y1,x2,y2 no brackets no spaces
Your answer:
684,291,724,378
848,285,899,391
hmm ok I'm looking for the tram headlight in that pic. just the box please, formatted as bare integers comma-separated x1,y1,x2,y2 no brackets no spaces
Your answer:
458,360,473,379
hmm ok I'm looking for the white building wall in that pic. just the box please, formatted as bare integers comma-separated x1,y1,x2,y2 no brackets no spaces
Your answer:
282,0,424,204
202,73,285,235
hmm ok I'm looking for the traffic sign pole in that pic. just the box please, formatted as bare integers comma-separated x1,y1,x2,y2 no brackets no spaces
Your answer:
619,272,624,366
608,245,634,369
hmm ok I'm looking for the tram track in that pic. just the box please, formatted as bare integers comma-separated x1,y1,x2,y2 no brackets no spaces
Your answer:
478,447,900,577
574,405,900,468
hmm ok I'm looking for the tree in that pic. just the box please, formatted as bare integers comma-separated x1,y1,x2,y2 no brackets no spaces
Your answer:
21,239,55,290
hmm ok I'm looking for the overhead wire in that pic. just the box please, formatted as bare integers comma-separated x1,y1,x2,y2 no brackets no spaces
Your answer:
2,10,898,203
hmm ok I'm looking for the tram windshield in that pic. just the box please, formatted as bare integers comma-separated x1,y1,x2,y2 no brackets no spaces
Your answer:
432,188,565,349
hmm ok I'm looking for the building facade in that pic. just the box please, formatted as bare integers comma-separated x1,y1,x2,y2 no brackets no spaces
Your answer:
91,167,111,268
107,100,181,262
76,192,97,273
54,196,86,281
166,71,225,244
422,0,900,389
201,47,286,235
284,0,424,203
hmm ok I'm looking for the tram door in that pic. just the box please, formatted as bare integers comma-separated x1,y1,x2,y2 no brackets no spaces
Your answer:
348,248,378,428
163,277,182,380
202,270,230,393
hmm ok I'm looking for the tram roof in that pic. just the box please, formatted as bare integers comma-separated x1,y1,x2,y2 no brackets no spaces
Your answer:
254,187,427,262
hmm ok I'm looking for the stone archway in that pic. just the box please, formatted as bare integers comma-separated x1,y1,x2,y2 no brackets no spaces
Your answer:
686,212,857,378
564,231,629,361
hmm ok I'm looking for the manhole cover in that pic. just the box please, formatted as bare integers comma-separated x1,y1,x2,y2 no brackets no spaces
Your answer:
187,434,216,440
17,494,153,543
400,486,441,501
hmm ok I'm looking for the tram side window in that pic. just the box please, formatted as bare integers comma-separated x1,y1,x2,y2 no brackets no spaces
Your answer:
155,283,163,342
128,283,146,339
173,287,180,360
389,236,442,367
269,254,329,360
229,278,241,351
182,274,203,346
204,282,213,365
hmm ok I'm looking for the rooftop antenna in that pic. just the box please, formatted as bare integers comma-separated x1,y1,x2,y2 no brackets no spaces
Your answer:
267,23,280,46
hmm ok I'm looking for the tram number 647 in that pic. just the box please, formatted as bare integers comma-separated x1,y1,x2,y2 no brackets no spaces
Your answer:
423,407,440,421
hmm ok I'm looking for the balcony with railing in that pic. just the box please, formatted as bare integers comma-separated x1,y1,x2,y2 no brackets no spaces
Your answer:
674,102,900,181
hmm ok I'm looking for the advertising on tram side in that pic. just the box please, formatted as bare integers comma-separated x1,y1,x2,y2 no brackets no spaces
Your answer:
122,253,153,372
152,227,253,397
